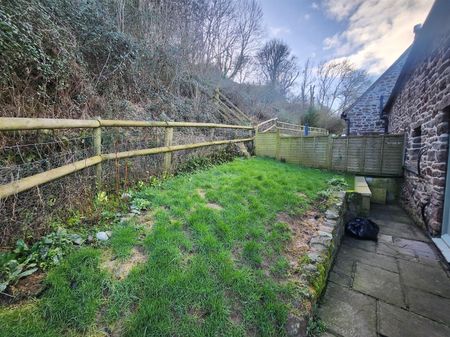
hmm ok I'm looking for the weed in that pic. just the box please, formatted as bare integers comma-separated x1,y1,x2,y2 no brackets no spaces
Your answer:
307,313,327,336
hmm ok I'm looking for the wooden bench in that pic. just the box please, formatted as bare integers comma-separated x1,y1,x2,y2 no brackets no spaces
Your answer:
355,176,372,215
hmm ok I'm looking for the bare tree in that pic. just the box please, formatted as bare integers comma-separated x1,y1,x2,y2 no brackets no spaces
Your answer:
298,58,313,109
226,0,263,79
256,39,299,95
315,59,370,112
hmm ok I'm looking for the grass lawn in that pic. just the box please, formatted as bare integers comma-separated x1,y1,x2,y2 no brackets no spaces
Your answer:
0,157,350,337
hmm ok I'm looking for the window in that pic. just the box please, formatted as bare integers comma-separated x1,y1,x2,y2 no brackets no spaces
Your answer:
411,126,422,161
405,125,422,174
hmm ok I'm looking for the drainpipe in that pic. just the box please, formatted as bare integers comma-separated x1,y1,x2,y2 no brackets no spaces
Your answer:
379,95,389,133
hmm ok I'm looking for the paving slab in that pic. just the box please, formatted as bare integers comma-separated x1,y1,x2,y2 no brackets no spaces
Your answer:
328,270,352,287
369,204,415,223
320,203,450,337
399,259,450,298
378,301,450,337
339,245,398,273
342,236,377,252
331,255,354,276
393,237,439,260
376,240,417,259
319,283,377,337
372,219,429,241
353,262,404,307
406,287,450,326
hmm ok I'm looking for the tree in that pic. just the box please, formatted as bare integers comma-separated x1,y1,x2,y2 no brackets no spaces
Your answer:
298,58,313,110
315,59,370,113
256,39,299,95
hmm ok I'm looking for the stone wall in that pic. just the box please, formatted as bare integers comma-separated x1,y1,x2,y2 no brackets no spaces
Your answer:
286,191,347,337
387,33,450,235
344,51,409,135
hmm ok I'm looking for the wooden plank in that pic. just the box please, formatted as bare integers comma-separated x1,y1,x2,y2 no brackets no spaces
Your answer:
101,137,254,161
99,119,254,129
0,156,103,198
0,117,254,131
0,117,99,130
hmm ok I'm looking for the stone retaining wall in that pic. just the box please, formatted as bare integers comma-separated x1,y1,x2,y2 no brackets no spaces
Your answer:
286,191,347,337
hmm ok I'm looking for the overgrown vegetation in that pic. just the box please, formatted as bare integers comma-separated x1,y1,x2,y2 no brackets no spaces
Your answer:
0,229,84,293
0,0,369,128
0,157,350,336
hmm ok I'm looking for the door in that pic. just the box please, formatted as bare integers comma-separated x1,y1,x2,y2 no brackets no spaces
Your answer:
442,137,450,244
432,108,450,261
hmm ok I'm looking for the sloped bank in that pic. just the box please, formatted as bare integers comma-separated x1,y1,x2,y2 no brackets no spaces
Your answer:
286,191,347,337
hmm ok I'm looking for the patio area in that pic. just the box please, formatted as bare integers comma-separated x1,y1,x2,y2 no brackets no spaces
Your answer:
318,204,450,337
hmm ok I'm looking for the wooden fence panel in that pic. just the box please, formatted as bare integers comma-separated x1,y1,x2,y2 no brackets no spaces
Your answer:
254,132,277,158
255,132,404,177
364,137,383,175
347,138,365,173
331,138,348,171
381,136,404,176
278,136,301,164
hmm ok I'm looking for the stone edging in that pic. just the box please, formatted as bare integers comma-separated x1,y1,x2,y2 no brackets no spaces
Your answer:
286,191,347,337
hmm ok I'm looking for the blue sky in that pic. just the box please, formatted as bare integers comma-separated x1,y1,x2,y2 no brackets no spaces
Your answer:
259,0,434,76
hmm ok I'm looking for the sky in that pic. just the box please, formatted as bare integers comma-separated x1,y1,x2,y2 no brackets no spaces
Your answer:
259,0,434,76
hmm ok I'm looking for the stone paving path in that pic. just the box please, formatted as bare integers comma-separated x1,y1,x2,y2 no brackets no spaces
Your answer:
318,204,450,337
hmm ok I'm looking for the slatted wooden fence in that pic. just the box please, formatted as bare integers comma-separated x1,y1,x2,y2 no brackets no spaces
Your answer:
255,131,404,177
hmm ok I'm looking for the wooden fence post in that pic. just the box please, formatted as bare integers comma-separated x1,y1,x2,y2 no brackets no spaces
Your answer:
163,127,174,174
275,127,281,160
345,136,350,172
313,136,317,167
380,134,386,175
93,125,102,186
361,136,367,174
299,135,304,165
327,135,333,170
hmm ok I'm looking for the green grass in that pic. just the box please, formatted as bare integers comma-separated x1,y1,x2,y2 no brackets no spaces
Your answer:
0,157,350,337
110,226,139,259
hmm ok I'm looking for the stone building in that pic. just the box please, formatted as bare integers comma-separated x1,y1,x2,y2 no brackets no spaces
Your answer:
382,0,450,255
341,49,410,135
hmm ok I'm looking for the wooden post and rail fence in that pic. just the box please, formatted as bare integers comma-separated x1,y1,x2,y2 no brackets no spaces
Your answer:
0,118,254,199
0,117,404,200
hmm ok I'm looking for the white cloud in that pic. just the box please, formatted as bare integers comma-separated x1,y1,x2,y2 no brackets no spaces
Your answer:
311,2,319,10
321,0,434,74
269,26,291,38
304,13,311,20
323,34,339,50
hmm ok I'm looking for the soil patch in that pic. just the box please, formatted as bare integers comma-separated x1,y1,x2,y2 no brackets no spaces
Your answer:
197,189,206,199
0,271,46,305
206,202,223,210
102,246,148,280
277,211,322,270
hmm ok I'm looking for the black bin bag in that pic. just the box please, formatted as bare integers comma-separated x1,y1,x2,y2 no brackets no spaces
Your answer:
345,217,379,241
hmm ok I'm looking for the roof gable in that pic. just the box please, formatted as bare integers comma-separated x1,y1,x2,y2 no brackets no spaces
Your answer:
383,0,450,113
341,48,410,119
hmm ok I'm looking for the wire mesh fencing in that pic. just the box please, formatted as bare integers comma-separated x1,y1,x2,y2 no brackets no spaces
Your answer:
0,124,253,247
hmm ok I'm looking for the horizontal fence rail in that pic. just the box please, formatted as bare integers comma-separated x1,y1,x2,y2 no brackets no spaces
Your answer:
255,119,328,136
0,117,254,199
0,118,254,131
255,132,404,177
